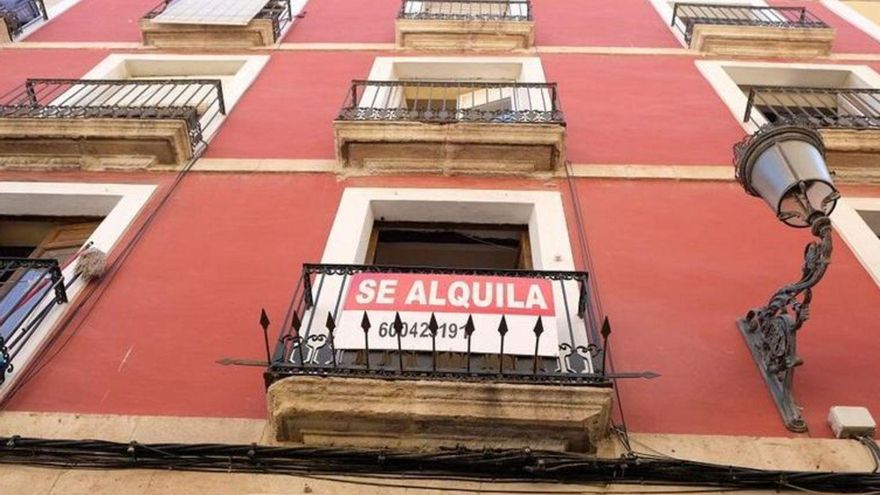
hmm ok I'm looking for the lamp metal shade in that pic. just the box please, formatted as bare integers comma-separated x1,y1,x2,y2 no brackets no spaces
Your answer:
735,126,838,228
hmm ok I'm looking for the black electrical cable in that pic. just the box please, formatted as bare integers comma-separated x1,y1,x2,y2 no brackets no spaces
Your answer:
1,437,880,493
563,159,633,454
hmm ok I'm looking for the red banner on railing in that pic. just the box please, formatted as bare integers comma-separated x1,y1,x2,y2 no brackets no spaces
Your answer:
344,272,555,317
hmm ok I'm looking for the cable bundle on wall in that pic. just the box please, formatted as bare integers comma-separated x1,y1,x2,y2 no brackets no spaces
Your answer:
2,436,880,493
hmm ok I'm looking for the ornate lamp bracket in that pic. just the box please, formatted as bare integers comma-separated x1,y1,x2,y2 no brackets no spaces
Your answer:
733,125,839,432
737,191,834,432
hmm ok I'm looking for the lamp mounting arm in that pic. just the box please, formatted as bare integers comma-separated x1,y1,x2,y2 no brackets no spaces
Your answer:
738,211,833,432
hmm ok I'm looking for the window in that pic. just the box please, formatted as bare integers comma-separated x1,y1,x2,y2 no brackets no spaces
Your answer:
696,60,880,132
142,0,306,46
0,0,44,41
334,56,564,172
0,182,155,398
346,57,555,125
0,217,100,260
82,55,268,105
858,210,880,239
1,0,86,42
831,198,880,289
280,187,598,375
0,54,269,168
650,0,768,45
822,0,880,45
400,0,529,20
0,217,100,341
368,222,531,269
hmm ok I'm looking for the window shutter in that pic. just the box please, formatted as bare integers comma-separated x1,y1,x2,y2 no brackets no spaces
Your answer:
30,222,100,263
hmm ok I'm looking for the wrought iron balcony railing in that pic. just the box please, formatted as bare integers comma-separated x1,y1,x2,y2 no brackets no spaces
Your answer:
744,86,880,129
398,0,531,21
337,80,564,125
0,258,67,386
0,0,46,40
144,0,293,42
266,264,610,386
0,78,226,152
671,3,828,45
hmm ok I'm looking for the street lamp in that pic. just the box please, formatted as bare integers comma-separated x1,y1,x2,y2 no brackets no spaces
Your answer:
733,125,840,432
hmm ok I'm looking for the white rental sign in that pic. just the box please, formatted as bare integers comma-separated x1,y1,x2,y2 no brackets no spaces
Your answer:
335,272,559,356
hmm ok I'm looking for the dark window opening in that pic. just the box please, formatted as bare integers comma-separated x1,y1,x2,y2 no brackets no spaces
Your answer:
0,216,101,263
858,210,880,240
347,221,542,373
368,221,531,269
0,216,101,339
405,98,459,112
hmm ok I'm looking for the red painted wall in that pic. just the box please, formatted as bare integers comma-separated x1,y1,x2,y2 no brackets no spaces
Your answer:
576,179,880,436
284,0,399,43
210,52,750,164
4,0,880,440
27,0,158,42
533,0,679,47
0,49,108,96
5,172,880,438
4,172,341,418
541,54,746,165
206,51,378,159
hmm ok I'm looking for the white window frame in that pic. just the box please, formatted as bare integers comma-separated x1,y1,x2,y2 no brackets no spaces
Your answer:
695,60,880,133
831,197,880,288
648,0,769,47
820,0,880,45
323,187,573,269
402,0,529,19
310,187,593,366
362,56,548,115
0,181,156,400
697,61,880,289
16,0,83,40
78,53,269,143
367,56,546,83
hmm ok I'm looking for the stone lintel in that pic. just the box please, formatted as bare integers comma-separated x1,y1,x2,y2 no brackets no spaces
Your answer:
395,19,534,50
333,120,565,174
140,18,276,49
0,18,12,44
0,118,194,170
820,128,880,184
268,376,613,452
690,25,835,58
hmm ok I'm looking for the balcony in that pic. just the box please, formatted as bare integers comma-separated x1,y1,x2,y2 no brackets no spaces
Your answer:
671,3,834,57
0,78,225,169
395,0,534,50
0,258,67,387
0,0,46,43
333,80,566,175
266,264,613,452
140,0,292,49
744,86,880,182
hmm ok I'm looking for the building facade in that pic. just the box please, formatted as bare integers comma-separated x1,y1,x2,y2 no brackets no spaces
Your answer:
1,0,880,493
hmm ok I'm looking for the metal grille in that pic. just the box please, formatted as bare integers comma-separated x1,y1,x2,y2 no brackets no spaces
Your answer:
398,0,531,21
743,86,880,129
144,0,292,41
0,0,47,40
671,3,828,45
151,0,267,25
337,80,564,125
266,264,610,386
0,258,67,386
0,79,226,151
